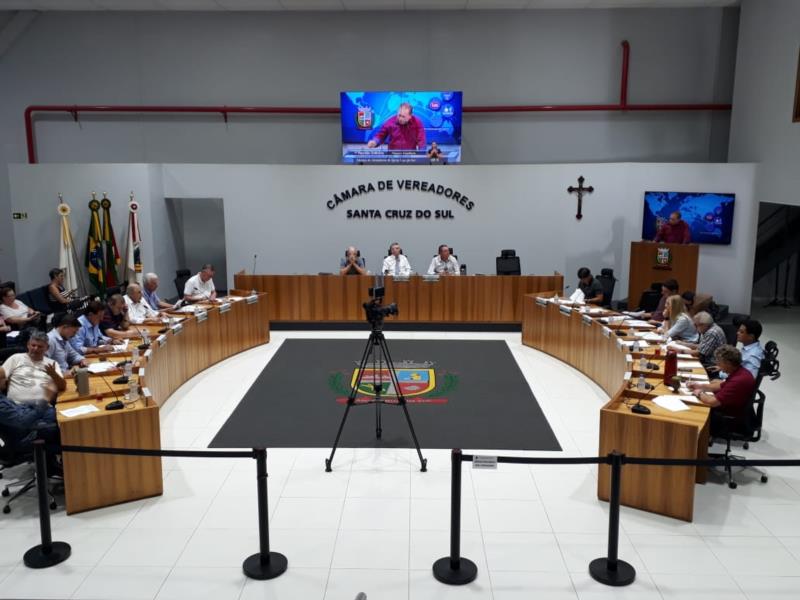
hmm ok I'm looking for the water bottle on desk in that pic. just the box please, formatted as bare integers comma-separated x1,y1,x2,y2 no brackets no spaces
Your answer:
132,346,139,364
637,374,646,392
124,361,133,379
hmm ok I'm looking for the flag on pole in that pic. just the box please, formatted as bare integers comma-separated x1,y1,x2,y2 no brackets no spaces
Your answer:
85,193,106,294
100,193,121,287
123,192,143,286
57,194,87,297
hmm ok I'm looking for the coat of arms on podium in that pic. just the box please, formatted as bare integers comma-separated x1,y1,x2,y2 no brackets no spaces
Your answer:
654,246,673,270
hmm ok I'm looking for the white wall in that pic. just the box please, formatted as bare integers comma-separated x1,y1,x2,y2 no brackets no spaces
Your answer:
8,162,758,313
728,0,800,206
0,7,739,283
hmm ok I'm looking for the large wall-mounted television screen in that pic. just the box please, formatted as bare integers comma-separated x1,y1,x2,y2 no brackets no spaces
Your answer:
642,191,736,245
340,91,463,164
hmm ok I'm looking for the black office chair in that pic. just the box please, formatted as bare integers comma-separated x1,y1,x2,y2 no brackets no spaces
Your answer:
0,427,59,514
496,252,521,276
637,289,661,313
596,268,617,308
174,269,191,299
711,341,780,489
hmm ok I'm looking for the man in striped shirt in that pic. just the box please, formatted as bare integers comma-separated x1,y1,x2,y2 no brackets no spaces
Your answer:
688,311,727,371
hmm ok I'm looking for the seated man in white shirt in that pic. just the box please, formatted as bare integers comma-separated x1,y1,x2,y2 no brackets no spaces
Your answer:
0,330,66,404
382,242,412,276
427,244,460,276
183,264,217,303
124,283,159,324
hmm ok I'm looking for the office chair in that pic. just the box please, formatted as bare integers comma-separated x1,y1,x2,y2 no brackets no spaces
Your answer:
496,254,521,276
711,341,780,489
637,289,661,313
174,269,191,299
596,268,617,308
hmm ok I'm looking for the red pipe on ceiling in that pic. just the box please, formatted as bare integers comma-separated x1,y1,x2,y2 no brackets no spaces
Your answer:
23,40,731,164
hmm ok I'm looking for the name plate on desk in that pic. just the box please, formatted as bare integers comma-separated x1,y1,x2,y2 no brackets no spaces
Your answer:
559,305,572,316
393,275,410,282
144,349,152,359
535,297,548,307
602,326,611,338
142,387,152,399
196,309,208,323
473,455,498,470
138,368,145,378
246,294,258,304
626,354,633,363
582,314,593,326
157,335,167,347
616,337,624,350
219,302,231,314
171,323,183,335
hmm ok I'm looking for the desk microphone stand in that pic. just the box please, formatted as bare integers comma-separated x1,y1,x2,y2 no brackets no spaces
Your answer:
325,317,427,473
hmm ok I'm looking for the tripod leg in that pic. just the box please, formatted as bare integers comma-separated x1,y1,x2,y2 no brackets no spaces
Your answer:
378,335,427,472
326,334,375,472
376,399,382,439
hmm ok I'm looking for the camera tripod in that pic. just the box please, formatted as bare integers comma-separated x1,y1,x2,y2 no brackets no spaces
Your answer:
325,321,427,472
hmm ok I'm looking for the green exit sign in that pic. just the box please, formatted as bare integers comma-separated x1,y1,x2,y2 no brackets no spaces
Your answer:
12,212,28,220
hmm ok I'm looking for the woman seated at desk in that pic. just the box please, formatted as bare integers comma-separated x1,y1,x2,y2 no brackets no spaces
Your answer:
660,294,698,342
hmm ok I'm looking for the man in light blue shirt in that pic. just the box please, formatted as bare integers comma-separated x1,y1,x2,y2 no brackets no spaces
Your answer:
720,318,764,381
70,301,113,355
46,314,87,371
142,272,173,311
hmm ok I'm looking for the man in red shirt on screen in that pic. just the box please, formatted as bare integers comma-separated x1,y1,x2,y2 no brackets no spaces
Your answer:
654,211,692,243
366,102,426,151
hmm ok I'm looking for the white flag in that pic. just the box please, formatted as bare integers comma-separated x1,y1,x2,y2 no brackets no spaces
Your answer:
123,193,143,285
57,197,85,296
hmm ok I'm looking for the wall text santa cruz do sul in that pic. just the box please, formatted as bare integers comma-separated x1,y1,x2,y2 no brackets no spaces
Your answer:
326,179,475,220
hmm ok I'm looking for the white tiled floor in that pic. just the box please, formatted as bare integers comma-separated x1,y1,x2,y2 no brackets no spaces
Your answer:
2,309,800,598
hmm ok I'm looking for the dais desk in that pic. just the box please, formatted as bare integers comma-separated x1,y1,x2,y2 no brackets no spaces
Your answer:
521,297,710,521
56,293,270,514
234,274,563,324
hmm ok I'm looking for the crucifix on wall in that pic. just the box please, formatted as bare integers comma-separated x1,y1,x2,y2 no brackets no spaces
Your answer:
567,175,594,220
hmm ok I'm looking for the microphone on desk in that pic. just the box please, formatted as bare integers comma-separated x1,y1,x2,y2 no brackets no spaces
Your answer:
252,253,258,275
131,324,150,350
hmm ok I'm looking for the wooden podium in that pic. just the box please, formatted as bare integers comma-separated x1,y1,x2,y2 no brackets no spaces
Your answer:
628,241,698,308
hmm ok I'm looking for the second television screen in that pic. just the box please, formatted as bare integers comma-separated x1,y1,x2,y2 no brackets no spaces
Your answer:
341,91,463,164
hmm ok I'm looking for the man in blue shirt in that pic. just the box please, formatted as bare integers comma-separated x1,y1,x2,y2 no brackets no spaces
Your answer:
736,319,764,380
716,318,764,382
143,272,173,311
70,301,113,355
46,314,87,372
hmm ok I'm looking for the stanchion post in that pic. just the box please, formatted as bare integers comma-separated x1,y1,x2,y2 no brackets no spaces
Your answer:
589,451,635,586
432,448,478,585
242,448,288,580
23,440,71,569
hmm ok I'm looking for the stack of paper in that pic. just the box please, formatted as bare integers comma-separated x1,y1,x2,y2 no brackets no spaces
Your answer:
667,341,692,352
682,373,710,381
87,361,116,374
678,360,704,370
654,396,690,412
60,405,100,418
625,320,656,329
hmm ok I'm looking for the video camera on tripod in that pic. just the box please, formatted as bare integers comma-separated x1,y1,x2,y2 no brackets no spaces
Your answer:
363,285,398,327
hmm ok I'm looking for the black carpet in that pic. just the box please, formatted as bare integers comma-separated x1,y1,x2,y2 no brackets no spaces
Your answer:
210,339,561,451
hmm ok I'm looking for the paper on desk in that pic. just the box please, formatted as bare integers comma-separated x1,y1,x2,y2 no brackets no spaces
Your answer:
87,361,116,374
6,330,19,338
227,295,246,302
678,353,694,359
667,341,692,352
60,404,100,418
585,308,606,315
682,373,710,381
654,396,690,412
112,339,129,352
569,288,585,303
625,320,656,329
678,360,705,370
636,332,665,342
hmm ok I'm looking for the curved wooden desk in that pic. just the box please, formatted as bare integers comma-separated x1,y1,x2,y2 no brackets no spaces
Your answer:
522,296,710,521
235,274,563,324
56,293,270,514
